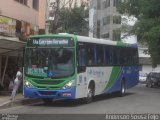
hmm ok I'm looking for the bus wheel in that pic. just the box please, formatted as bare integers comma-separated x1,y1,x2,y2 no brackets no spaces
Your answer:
148,82,153,88
42,98,53,104
84,83,95,104
118,81,126,97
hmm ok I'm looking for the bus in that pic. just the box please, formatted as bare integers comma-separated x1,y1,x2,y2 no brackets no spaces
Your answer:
23,33,139,103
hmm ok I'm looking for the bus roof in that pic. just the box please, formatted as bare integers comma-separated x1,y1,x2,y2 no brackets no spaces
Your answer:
77,35,127,46
28,33,137,48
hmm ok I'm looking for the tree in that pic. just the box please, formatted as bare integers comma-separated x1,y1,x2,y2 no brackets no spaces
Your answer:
50,3,89,36
118,0,160,67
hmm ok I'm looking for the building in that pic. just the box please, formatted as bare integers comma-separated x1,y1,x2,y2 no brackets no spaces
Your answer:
0,0,46,37
89,0,122,40
48,0,87,9
89,0,136,42
89,0,160,74
0,0,46,87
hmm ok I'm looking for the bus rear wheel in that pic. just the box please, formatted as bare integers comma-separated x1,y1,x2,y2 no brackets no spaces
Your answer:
147,82,153,88
42,98,53,104
118,81,126,97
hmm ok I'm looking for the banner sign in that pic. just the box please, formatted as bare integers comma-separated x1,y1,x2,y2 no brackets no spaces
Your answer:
0,16,16,35
28,37,74,47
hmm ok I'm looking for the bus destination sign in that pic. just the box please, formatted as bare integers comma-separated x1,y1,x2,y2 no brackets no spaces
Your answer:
28,37,74,47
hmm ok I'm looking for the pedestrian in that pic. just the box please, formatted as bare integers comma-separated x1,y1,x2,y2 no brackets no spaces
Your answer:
10,67,22,101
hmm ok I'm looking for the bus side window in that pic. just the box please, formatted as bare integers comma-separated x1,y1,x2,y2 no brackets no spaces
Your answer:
123,47,128,65
103,47,106,65
120,47,125,65
87,46,95,66
126,48,132,65
96,45,103,65
132,48,138,65
113,46,120,65
112,46,116,65
105,46,111,65
78,48,86,66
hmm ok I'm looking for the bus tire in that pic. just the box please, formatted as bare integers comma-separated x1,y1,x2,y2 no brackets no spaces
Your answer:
42,98,53,104
118,81,126,97
84,82,95,104
148,82,153,88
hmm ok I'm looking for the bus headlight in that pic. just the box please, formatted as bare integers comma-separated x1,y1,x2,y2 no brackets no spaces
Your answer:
62,80,75,89
24,81,35,88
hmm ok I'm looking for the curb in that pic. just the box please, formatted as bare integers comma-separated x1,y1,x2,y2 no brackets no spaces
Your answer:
0,98,42,110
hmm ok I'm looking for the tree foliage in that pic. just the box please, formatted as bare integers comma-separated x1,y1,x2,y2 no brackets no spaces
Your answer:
118,0,160,67
50,4,89,36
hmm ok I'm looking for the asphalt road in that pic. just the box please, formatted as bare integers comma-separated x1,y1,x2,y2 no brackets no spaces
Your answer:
0,84,160,114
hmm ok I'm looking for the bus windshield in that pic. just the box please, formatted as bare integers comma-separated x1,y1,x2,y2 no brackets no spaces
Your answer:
25,48,75,78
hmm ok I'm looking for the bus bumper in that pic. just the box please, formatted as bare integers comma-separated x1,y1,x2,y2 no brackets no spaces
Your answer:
24,86,76,99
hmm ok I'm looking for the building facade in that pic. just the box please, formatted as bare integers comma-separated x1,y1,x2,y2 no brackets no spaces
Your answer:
89,0,122,40
0,0,46,88
0,0,46,39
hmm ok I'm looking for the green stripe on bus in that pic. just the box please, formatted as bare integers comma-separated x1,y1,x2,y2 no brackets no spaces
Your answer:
117,41,129,47
105,67,121,90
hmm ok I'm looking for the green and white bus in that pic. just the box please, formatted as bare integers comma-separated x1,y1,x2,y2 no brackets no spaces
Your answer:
23,33,139,103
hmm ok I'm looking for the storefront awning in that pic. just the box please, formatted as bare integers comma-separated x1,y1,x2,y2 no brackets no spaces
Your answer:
0,35,26,56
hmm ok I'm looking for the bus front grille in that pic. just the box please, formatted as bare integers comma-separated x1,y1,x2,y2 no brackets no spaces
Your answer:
32,80,65,89
36,86,60,89
33,80,65,85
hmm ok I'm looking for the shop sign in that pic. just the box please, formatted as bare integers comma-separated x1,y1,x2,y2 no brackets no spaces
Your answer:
0,16,16,35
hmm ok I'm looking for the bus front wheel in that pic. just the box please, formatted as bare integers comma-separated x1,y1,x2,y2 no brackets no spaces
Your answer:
84,82,95,104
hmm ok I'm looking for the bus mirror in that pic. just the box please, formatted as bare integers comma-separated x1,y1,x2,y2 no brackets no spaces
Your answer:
77,66,86,73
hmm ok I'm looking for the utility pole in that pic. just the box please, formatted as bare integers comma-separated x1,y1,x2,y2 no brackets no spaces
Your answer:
50,0,60,33
45,0,50,34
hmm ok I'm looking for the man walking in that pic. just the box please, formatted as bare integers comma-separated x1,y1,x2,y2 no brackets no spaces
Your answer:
10,67,22,101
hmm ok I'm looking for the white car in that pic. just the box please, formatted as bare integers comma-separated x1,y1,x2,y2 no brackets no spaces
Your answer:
139,73,147,83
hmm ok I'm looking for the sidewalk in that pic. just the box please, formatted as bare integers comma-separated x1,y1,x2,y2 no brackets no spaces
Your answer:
0,91,42,109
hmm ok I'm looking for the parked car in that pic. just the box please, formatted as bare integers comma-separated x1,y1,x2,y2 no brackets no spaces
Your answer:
146,72,160,88
139,72,147,83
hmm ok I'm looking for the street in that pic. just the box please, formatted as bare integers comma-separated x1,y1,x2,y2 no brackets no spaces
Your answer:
0,84,160,114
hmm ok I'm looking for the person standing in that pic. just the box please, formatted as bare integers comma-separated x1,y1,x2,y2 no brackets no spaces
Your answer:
10,67,22,101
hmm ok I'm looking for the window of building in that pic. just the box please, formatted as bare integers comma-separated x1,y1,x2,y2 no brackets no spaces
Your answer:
33,0,39,11
97,20,100,38
113,0,120,7
101,33,110,39
97,0,101,10
113,30,121,41
113,15,121,24
103,16,110,25
15,0,28,5
16,20,22,38
103,0,110,9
